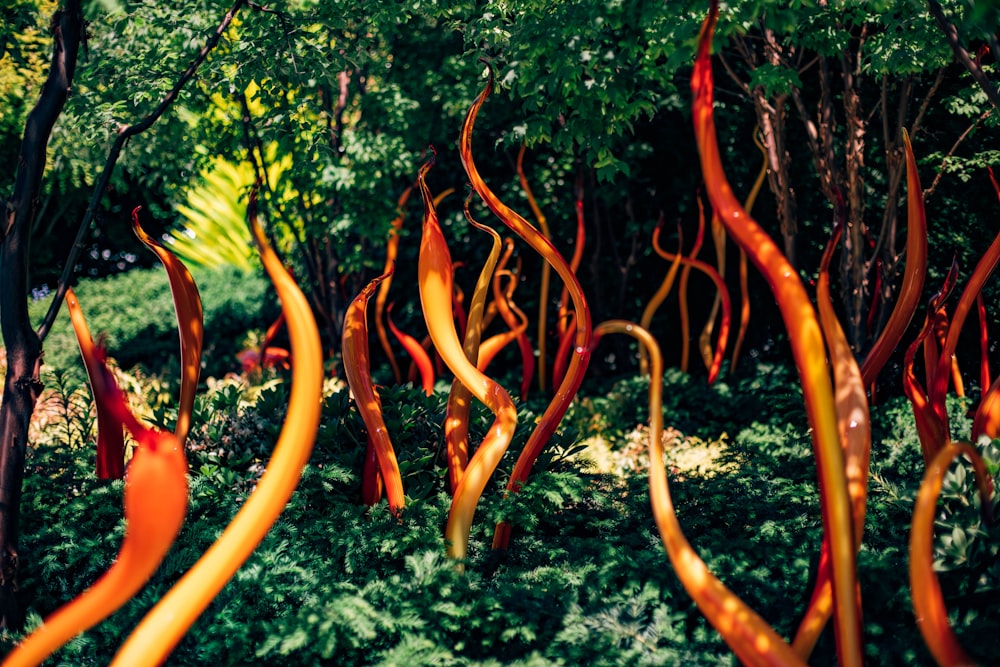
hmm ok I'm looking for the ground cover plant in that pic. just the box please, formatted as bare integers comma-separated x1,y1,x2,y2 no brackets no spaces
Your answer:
2,363,998,665
3,0,1000,664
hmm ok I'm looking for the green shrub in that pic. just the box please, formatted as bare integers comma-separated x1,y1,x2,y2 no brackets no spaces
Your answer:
5,365,1000,665
29,265,280,383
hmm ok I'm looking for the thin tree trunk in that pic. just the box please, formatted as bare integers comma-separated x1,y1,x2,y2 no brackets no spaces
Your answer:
753,91,797,266
870,76,910,341
840,47,868,352
0,0,84,630
734,28,799,268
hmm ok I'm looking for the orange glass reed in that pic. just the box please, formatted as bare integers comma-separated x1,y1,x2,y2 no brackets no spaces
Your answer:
650,206,730,384
729,128,768,373
859,130,927,389
792,223,872,658
516,143,552,393
344,269,406,513
443,200,504,492
376,185,415,384
416,155,517,563
639,217,684,375
3,293,188,667
387,303,435,395
592,319,808,667
109,188,323,665
458,66,593,551
131,207,204,446
693,4,861,664
910,442,993,667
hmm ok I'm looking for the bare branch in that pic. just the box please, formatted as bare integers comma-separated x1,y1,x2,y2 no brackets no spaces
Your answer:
923,109,992,201
910,67,947,138
36,0,248,342
717,51,751,97
927,0,1000,110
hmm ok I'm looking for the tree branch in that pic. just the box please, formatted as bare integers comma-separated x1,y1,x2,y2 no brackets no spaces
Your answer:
927,0,1000,110
923,109,991,201
0,0,84,629
36,0,248,342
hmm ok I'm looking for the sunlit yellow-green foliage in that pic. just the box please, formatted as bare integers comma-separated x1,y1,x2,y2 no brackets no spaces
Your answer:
168,79,304,272
169,147,292,272
0,0,58,150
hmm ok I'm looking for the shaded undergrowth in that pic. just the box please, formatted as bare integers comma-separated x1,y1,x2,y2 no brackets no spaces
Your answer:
3,362,999,665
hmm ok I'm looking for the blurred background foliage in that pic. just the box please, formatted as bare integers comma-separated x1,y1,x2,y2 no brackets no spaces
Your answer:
2,0,999,388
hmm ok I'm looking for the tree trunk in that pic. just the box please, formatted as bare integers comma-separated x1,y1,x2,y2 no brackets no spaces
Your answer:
752,91,798,267
869,76,910,342
0,0,83,629
733,28,800,268
839,51,867,352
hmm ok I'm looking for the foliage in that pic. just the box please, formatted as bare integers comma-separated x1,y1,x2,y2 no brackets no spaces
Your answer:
28,265,279,382
466,0,705,182
5,1,1000,660
0,0,57,144
4,0,1000,356
167,142,292,272
4,365,1000,664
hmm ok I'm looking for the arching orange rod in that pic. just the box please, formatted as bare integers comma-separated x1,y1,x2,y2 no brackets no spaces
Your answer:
375,185,415,384
551,185,586,387
930,168,1000,418
971,171,1000,440
4,293,188,667
63,288,126,481
491,239,535,400
343,268,405,514
417,154,517,564
693,4,861,664
973,372,1000,441
651,216,730,384
443,200,503,492
132,207,204,446
930,229,1000,423
477,273,530,372
517,143,551,393
903,266,959,464
557,172,587,339
639,216,684,375
591,319,807,667
550,312,576,389
458,67,593,553
110,186,323,664
387,303,435,396
698,211,726,372
729,127,767,373
375,185,455,385
678,194,707,373
910,441,993,667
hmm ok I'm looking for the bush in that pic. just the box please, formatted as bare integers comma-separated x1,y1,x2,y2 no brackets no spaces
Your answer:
5,365,1000,665
29,265,280,383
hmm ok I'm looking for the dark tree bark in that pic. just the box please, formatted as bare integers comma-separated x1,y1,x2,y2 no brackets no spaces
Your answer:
927,0,1000,111
753,91,797,267
840,45,868,351
0,0,84,630
0,0,245,631
730,29,800,268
